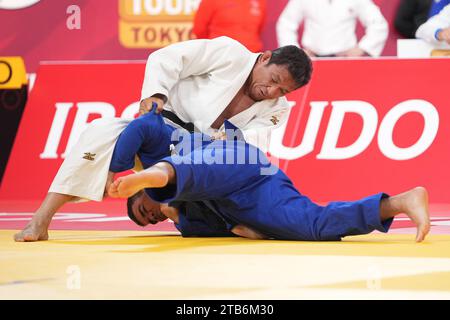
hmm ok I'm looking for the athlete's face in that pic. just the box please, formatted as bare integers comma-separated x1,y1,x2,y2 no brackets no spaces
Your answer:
130,192,167,226
248,51,299,101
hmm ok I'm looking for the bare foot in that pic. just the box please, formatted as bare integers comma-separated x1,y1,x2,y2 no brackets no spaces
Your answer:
110,165,171,198
401,187,430,242
14,221,49,242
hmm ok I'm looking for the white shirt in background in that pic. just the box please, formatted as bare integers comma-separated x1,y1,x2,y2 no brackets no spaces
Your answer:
276,0,388,57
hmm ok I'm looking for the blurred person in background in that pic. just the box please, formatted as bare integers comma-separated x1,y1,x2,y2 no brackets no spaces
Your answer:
276,0,388,57
193,0,266,52
429,0,450,17
416,3,450,44
395,0,432,38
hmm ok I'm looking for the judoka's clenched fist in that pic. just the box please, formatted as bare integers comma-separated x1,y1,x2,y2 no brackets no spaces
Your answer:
139,94,167,115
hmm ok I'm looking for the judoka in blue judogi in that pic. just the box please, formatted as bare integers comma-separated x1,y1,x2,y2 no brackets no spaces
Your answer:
109,110,397,241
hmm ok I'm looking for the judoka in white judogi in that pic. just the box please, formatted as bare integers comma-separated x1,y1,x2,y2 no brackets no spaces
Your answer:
141,36,295,151
52,37,313,201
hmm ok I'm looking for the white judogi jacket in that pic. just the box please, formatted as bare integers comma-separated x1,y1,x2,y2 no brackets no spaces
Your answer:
49,37,291,201
276,0,388,57
141,36,291,152
416,4,450,44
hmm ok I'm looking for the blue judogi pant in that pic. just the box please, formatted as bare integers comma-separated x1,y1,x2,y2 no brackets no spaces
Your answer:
109,111,393,240
109,110,213,171
146,140,393,241
109,111,175,172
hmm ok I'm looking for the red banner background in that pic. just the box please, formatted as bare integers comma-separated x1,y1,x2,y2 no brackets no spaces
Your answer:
1,58,448,205
0,0,402,73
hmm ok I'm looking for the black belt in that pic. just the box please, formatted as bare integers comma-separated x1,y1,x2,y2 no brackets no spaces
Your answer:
161,110,195,133
316,54,336,58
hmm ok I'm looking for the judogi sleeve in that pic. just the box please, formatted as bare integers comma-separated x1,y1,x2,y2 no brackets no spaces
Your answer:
355,0,389,57
141,37,243,101
276,0,305,47
173,201,235,237
144,141,269,203
109,111,169,172
429,0,450,17
176,214,235,237
416,5,450,44
109,118,149,172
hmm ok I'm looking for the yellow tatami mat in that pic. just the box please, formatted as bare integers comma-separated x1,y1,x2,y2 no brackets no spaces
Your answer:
1,230,450,299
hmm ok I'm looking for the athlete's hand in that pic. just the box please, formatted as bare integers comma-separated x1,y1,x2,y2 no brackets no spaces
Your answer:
304,46,366,58
160,204,180,224
211,131,227,141
437,28,450,44
336,46,367,57
139,94,166,115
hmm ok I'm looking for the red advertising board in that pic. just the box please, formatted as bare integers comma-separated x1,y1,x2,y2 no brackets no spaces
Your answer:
273,58,449,203
1,58,449,205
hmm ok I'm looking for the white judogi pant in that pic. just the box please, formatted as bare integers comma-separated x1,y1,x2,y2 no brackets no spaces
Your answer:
48,118,132,202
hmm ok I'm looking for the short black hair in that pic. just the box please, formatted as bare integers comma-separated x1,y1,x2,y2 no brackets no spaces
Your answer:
127,190,145,226
268,45,313,89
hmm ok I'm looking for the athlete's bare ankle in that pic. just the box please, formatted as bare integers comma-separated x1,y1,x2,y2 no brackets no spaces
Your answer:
380,196,402,221
30,212,53,228
154,162,176,184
